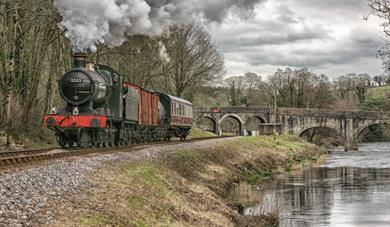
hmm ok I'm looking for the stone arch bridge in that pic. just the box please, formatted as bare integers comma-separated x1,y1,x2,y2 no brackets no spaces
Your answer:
194,107,390,149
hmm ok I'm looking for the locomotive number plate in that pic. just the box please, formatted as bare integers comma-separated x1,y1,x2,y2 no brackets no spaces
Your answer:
70,78,83,83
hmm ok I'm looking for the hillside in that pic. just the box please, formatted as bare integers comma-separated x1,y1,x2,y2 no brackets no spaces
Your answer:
360,86,390,111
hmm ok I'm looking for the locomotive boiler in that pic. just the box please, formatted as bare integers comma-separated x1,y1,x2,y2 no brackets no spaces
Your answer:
44,53,192,148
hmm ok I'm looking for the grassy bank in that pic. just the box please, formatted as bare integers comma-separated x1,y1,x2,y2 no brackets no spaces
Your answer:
54,135,324,227
188,126,217,139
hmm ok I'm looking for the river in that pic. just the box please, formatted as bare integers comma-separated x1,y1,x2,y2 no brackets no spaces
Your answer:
245,143,390,227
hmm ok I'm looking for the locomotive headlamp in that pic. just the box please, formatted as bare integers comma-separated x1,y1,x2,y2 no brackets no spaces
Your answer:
72,107,79,116
90,118,100,128
46,117,57,127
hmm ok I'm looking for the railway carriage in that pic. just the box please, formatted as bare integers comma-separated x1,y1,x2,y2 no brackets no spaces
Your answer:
44,53,193,148
158,93,192,139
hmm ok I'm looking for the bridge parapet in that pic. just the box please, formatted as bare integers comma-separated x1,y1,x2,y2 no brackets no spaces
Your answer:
194,106,390,150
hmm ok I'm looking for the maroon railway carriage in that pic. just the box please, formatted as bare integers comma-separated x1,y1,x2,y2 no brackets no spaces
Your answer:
157,93,192,139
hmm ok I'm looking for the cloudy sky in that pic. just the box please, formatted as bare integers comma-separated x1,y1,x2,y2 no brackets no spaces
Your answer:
209,0,386,78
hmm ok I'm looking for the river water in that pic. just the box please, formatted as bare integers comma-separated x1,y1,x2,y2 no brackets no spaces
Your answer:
245,143,390,227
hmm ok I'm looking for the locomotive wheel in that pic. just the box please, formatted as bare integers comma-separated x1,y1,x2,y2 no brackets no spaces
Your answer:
102,131,108,148
95,136,101,148
108,129,115,147
68,142,74,148
57,134,68,149
78,131,90,149
59,141,67,149
108,135,113,147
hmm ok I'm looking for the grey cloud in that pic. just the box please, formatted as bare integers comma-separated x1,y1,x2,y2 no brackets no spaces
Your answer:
212,0,384,77
241,33,382,68
215,5,330,49
294,0,367,10
238,26,329,46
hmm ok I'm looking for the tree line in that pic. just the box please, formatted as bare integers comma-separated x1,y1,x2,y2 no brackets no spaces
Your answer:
220,69,388,111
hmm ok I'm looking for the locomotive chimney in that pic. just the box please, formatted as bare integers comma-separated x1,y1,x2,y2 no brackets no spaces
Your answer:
73,52,87,68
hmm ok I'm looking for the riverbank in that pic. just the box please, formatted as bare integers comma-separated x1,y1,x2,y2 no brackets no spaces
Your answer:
50,135,324,227
250,142,390,226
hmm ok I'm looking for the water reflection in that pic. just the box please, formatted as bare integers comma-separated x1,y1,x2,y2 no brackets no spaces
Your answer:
246,143,390,227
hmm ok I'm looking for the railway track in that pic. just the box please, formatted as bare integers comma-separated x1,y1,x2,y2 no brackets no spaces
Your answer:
0,136,234,168
0,148,58,159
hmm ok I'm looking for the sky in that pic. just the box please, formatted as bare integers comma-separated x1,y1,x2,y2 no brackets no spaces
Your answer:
208,0,386,78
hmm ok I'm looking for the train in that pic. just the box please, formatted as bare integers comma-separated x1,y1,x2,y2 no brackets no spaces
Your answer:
44,53,193,148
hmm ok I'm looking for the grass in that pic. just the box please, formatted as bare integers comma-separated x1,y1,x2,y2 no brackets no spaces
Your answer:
367,86,390,99
80,215,112,226
361,86,390,111
244,170,273,185
53,135,325,227
188,126,217,139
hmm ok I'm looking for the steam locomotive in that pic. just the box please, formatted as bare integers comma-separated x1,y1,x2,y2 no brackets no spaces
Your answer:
44,53,193,148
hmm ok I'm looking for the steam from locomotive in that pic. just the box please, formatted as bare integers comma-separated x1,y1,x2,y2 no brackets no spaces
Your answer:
53,0,264,52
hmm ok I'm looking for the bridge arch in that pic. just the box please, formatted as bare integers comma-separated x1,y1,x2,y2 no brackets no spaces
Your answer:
197,115,218,134
299,126,340,137
356,122,390,141
299,126,344,145
246,116,267,124
245,116,267,134
219,114,245,136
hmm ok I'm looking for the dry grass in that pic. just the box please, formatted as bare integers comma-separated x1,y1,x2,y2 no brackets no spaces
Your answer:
52,135,324,227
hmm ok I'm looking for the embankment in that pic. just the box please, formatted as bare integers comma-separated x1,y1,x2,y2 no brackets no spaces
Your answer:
53,135,324,227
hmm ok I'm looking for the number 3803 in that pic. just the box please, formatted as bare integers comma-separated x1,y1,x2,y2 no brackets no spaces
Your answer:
70,78,83,83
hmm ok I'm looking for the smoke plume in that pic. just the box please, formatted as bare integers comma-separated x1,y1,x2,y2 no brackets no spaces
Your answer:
54,0,263,52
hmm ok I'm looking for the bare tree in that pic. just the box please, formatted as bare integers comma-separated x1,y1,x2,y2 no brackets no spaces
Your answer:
368,0,390,36
373,75,385,86
93,35,164,89
368,0,390,76
160,24,224,98
224,76,245,106
0,0,70,141
263,68,333,109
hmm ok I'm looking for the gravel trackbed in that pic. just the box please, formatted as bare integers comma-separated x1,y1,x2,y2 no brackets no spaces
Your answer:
0,137,236,227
